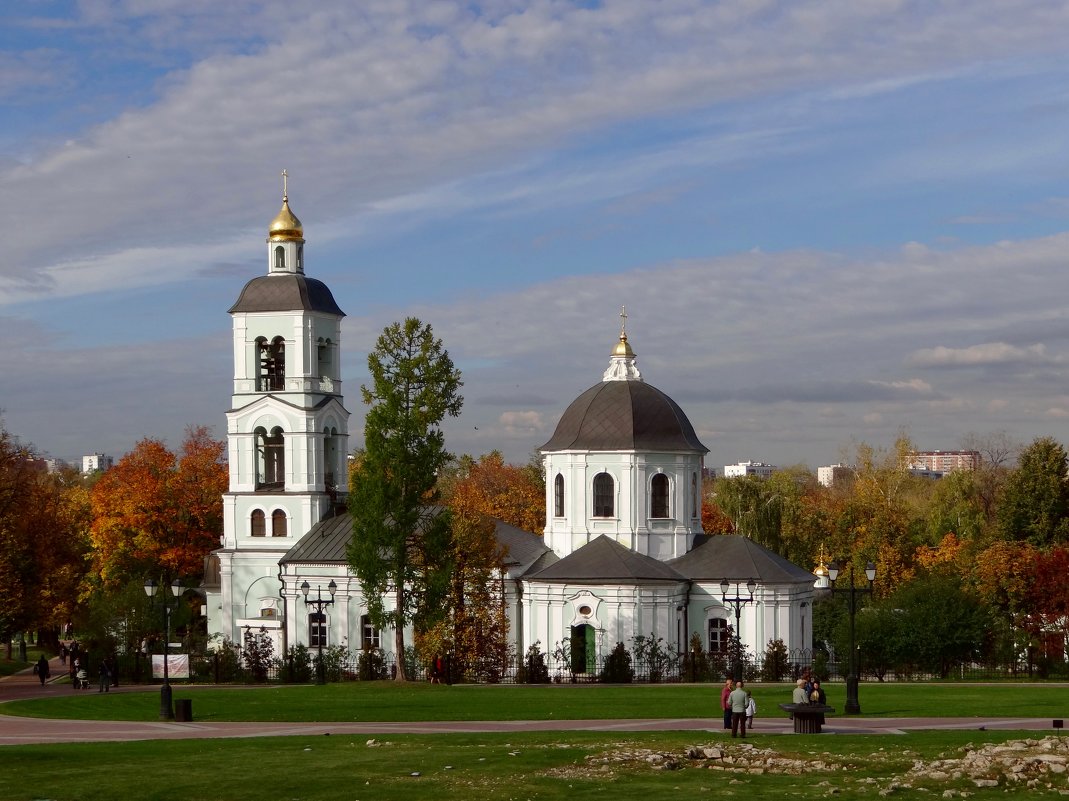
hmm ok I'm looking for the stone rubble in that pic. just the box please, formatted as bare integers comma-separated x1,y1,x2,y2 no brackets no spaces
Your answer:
545,733,1069,792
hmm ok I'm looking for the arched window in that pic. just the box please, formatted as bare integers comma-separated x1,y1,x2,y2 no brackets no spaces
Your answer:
324,426,339,493
271,509,287,537
650,473,669,518
709,618,729,653
317,338,332,380
258,336,285,391
296,244,304,273
592,473,614,518
274,245,286,271
250,509,266,537
554,473,565,518
309,612,327,648
255,426,285,489
691,472,699,518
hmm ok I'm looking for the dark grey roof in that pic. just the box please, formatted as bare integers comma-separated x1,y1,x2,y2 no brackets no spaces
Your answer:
229,274,345,316
281,513,353,564
540,380,708,453
495,520,556,573
281,511,555,571
528,535,686,583
668,534,816,584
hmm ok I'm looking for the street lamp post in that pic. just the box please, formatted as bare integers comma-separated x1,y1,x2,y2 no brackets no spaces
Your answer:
719,578,757,681
827,560,876,714
301,579,337,685
143,577,183,721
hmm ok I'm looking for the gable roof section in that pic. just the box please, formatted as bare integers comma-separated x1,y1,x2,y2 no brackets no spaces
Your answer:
528,535,686,583
282,512,352,564
668,534,816,584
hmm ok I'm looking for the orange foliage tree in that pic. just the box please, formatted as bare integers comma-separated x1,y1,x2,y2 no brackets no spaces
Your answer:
89,426,226,588
441,451,545,533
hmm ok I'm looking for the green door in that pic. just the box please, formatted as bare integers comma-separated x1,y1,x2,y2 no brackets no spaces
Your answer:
570,624,596,673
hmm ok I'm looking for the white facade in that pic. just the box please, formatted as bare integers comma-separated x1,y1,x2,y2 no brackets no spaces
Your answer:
724,461,776,479
206,194,816,671
82,453,112,474
817,463,851,487
205,185,350,654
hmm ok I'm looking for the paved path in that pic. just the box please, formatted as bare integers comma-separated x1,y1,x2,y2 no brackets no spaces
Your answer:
0,657,1059,746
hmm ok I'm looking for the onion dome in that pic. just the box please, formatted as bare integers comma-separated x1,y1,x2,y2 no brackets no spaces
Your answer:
268,197,303,242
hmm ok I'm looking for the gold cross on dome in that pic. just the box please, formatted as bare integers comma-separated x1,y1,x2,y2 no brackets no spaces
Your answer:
619,305,628,337
281,169,288,201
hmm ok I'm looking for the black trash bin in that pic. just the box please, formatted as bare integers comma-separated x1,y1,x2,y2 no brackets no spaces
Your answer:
174,699,193,722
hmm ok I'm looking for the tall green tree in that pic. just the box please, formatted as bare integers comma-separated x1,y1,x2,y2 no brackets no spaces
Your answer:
997,436,1069,546
347,318,463,681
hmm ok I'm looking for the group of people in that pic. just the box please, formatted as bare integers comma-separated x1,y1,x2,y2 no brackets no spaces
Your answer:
719,670,830,737
720,678,757,738
792,671,827,706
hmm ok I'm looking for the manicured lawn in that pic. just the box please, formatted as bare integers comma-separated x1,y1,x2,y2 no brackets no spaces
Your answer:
6,680,1069,722
0,729,1062,801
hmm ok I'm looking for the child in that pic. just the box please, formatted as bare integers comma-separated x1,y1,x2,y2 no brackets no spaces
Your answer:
745,690,756,728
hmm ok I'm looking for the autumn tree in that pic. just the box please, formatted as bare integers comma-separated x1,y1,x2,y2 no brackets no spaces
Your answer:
440,451,545,532
997,436,1069,546
0,426,92,653
88,426,226,589
348,318,463,681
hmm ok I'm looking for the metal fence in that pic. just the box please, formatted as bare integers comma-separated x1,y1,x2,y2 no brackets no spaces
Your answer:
108,646,1069,687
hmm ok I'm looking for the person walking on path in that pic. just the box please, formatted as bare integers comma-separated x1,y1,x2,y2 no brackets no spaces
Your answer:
34,655,50,686
720,677,733,729
728,680,749,738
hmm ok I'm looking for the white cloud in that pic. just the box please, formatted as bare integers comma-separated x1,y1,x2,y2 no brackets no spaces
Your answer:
907,343,1051,368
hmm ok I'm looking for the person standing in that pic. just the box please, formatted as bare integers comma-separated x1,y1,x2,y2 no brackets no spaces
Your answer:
745,690,756,729
35,655,50,686
728,680,749,738
98,658,111,693
720,677,733,729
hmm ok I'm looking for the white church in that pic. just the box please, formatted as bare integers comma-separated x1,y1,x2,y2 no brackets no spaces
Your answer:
203,184,818,674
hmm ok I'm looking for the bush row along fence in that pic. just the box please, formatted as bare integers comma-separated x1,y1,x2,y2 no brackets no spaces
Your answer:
102,645,1069,687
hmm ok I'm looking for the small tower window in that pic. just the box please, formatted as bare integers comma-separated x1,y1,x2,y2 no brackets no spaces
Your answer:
297,244,304,273
317,338,332,380
650,473,669,518
255,426,285,489
554,473,565,518
274,245,286,271
258,337,286,392
593,473,614,518
250,509,266,537
271,509,288,537
691,472,699,518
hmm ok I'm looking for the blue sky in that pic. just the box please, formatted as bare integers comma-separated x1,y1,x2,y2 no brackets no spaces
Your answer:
2,1,1069,469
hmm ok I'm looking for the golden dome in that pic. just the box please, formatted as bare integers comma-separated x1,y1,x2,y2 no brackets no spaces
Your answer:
612,333,635,358
813,562,829,576
268,198,303,242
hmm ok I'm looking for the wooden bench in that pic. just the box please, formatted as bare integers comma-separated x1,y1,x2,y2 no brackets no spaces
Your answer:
778,703,835,733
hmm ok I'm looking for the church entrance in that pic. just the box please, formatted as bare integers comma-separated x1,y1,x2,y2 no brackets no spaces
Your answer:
570,624,596,674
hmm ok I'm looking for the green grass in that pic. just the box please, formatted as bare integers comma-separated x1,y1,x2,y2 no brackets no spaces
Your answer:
6,681,1069,722
0,729,1063,801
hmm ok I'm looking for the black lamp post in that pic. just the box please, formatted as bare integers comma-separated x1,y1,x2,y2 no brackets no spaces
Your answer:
301,579,337,685
719,578,757,681
144,577,183,721
827,560,876,714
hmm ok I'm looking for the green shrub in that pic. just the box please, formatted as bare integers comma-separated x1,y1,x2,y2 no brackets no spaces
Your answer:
761,638,790,681
600,642,634,683
521,643,550,684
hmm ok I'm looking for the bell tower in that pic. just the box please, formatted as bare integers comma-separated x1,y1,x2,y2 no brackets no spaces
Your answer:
206,172,350,647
